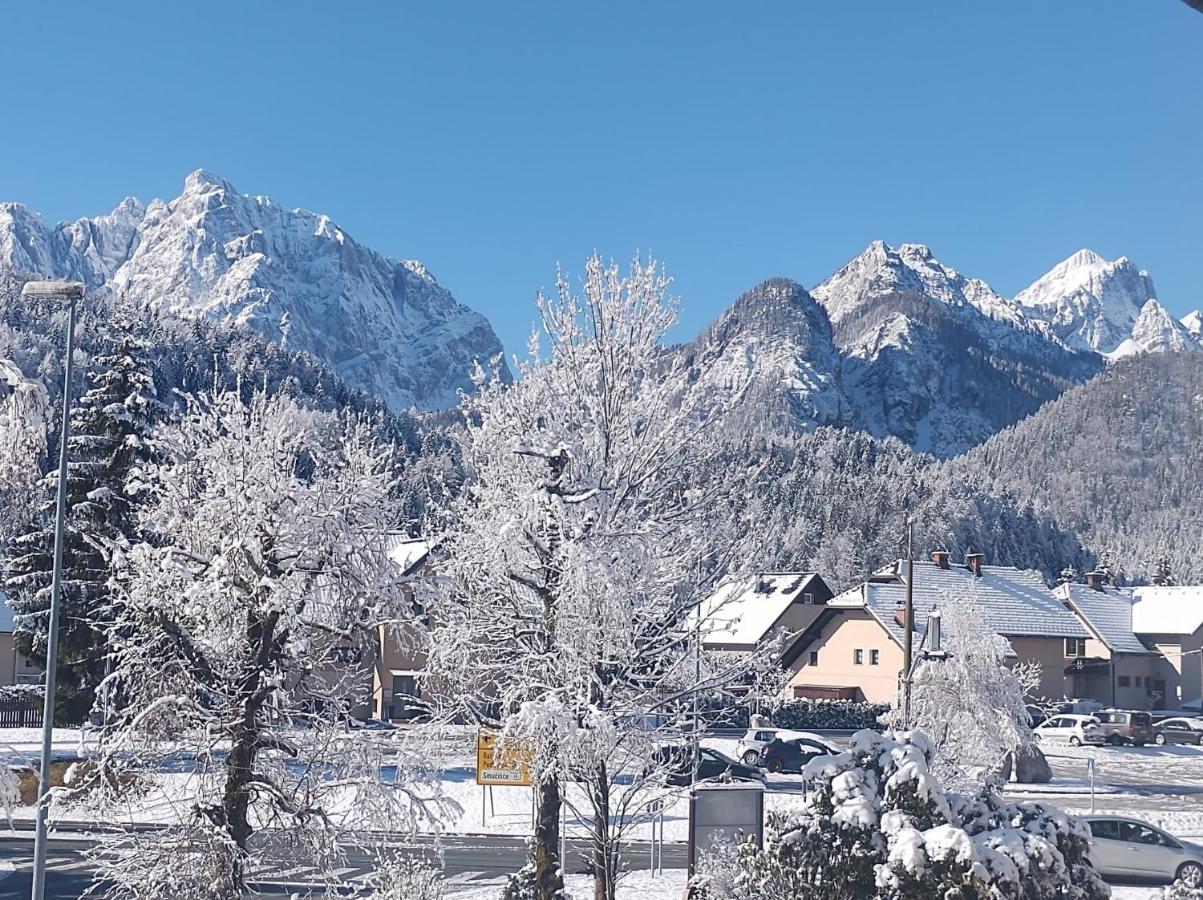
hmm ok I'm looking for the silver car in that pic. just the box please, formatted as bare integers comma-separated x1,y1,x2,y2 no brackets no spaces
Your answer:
1083,816,1203,886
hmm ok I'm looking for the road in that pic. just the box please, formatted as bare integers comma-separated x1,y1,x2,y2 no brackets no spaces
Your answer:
0,830,687,900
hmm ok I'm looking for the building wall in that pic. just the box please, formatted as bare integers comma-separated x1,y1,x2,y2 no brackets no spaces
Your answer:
1145,632,1203,708
1005,636,1075,701
0,634,42,688
784,610,903,704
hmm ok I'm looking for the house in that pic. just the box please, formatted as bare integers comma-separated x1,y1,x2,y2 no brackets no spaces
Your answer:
0,595,42,687
698,572,833,653
1130,585,1203,711
780,552,1091,704
1056,573,1161,708
370,535,433,722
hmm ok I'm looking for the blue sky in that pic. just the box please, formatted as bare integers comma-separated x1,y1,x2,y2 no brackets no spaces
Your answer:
4,2,1201,356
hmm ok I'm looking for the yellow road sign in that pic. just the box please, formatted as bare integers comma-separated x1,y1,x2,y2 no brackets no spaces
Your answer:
476,730,534,786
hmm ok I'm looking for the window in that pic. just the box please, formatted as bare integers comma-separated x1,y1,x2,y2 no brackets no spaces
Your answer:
1134,676,1142,688
870,649,880,666
1117,675,1131,688
809,651,819,666
1089,819,1119,840
1065,638,1087,658
853,649,864,665
803,592,815,605
392,674,418,698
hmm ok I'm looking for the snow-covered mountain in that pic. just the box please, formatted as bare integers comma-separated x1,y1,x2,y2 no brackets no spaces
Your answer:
680,278,848,429
0,171,506,411
1013,249,1197,356
1181,309,1202,342
802,242,1101,456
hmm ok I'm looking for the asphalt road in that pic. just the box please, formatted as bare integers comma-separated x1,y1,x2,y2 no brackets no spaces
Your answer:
0,831,687,899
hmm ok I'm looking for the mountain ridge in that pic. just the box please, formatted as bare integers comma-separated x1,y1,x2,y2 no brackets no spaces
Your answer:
0,171,508,412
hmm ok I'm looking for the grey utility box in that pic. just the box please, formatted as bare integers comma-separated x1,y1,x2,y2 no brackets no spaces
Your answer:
687,782,765,874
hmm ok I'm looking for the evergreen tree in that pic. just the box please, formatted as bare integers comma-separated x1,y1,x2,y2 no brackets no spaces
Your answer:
4,331,159,721
1152,555,1175,587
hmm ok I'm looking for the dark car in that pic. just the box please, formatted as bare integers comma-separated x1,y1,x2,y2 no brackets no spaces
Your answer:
648,745,764,787
759,735,838,774
1154,717,1203,746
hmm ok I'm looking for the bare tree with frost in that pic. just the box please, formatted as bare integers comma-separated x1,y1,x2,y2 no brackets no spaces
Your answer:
64,389,447,899
888,589,1033,785
425,255,764,900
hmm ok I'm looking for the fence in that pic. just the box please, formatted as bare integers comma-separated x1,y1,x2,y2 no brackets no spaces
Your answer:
0,698,42,728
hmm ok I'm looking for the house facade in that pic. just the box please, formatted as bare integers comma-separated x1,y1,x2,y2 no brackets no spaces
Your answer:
1056,575,1161,709
0,597,42,688
780,553,1091,704
1130,585,1203,711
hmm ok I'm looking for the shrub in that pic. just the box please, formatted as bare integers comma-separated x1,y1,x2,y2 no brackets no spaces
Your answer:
694,730,1109,900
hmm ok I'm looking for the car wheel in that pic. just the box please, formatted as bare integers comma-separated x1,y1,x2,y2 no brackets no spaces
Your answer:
1177,862,1203,888
766,759,782,774
742,751,760,766
1107,735,1122,747
1069,736,1082,747
1155,733,1167,745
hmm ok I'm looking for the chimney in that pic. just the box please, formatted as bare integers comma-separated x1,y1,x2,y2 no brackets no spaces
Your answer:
931,550,950,569
927,610,942,653
1085,570,1105,591
965,553,984,577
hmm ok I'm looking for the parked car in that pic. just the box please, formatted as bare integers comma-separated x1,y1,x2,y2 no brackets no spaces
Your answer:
1033,714,1105,746
1093,709,1154,747
1154,717,1203,746
1083,816,1203,886
648,745,765,787
734,728,781,765
759,734,839,774
1025,705,1048,727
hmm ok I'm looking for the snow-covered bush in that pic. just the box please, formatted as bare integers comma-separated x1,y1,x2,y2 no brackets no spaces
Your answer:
358,855,443,900
772,698,889,732
695,730,1109,900
1165,880,1203,900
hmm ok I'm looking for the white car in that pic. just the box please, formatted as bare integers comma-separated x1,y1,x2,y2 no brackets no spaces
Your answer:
1033,714,1105,746
734,728,836,766
1083,816,1203,886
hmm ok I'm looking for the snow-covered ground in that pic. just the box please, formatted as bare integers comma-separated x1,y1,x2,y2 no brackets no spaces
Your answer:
2,727,1199,898
444,869,687,899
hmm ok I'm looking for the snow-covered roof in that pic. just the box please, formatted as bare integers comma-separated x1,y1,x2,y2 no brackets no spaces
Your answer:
1131,586,1203,636
852,560,1088,646
698,573,822,648
1057,584,1151,655
385,535,431,577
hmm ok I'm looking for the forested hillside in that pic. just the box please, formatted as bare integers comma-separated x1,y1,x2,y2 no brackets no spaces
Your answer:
948,351,1203,583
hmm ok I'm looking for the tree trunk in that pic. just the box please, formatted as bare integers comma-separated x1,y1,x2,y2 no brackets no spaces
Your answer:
591,763,616,900
532,774,564,899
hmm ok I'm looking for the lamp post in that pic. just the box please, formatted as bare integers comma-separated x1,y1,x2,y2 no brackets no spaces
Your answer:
20,280,83,900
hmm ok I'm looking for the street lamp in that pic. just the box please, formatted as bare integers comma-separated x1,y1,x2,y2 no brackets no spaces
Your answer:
20,280,83,900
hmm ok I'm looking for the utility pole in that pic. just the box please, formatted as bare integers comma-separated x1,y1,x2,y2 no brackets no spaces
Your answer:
22,281,83,900
903,518,914,725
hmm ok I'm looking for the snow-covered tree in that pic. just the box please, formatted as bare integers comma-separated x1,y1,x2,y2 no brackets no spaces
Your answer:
0,358,48,548
888,590,1033,785
1152,555,1175,587
696,730,1109,900
68,389,445,899
5,330,159,720
426,256,762,900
